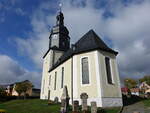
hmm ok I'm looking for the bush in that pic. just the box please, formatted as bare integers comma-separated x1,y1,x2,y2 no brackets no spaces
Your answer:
122,94,144,106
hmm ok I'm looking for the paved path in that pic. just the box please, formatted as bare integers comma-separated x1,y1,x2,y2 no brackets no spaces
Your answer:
122,101,150,113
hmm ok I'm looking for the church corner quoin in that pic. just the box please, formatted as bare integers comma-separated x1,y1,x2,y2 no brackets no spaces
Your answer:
40,10,123,107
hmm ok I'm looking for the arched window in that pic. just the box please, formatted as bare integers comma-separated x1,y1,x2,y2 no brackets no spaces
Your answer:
105,57,113,84
81,57,90,84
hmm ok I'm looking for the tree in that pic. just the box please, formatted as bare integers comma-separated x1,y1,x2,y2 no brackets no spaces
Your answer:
139,76,150,85
124,78,137,89
15,81,33,99
0,87,7,97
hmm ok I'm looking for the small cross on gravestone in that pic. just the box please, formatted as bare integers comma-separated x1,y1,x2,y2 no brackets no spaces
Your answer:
80,93,88,111
91,101,97,113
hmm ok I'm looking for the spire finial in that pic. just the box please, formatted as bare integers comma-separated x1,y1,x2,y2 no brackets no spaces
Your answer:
59,3,62,12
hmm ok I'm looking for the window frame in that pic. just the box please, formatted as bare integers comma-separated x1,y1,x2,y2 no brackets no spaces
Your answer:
42,79,45,94
49,75,51,86
80,56,91,86
54,72,57,90
105,57,114,85
61,67,64,88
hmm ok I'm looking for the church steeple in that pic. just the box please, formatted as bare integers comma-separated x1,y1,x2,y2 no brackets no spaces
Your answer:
56,11,64,26
49,7,70,52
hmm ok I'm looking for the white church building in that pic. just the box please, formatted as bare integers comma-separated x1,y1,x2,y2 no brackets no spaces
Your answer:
40,11,123,107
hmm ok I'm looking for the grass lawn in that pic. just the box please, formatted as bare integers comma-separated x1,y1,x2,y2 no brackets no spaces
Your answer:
103,107,121,113
142,99,150,107
0,99,121,113
0,99,60,113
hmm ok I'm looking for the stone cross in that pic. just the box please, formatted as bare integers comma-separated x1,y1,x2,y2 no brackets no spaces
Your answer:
80,93,88,111
60,86,70,113
91,101,97,113
73,100,79,112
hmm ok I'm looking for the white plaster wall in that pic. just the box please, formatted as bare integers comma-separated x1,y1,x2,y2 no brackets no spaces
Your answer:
97,50,123,106
40,49,123,107
75,51,99,100
53,50,64,65
40,50,53,99
48,58,72,102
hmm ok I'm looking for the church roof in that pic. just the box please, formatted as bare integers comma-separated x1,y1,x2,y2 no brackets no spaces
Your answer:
49,29,118,72
73,29,117,55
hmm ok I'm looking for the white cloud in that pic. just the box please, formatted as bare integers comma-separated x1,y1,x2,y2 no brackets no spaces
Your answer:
0,54,41,88
105,1,150,78
15,8,26,16
15,0,150,81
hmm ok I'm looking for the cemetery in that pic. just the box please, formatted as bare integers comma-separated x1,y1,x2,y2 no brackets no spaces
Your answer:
1,86,150,113
0,86,122,113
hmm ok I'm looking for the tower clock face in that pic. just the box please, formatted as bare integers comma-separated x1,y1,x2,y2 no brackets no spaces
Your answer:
52,34,58,39
51,34,59,47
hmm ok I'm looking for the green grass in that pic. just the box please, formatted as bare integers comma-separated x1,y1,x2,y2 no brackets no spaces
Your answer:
143,99,150,107
104,107,121,113
97,107,121,113
0,99,121,113
0,99,60,113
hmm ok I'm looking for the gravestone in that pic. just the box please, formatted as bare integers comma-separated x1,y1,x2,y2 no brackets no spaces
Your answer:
60,86,70,113
54,97,59,104
73,100,79,112
80,93,88,111
91,101,97,113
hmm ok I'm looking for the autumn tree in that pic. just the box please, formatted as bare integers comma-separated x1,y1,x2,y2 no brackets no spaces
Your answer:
0,87,7,97
139,76,150,85
124,78,137,89
15,81,33,99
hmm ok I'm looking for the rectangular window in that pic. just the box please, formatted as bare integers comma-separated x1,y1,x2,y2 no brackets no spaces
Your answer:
42,80,45,94
49,75,51,85
81,57,90,84
61,67,64,88
54,72,57,90
105,57,113,84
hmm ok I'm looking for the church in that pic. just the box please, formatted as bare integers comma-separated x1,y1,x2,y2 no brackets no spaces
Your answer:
40,10,123,107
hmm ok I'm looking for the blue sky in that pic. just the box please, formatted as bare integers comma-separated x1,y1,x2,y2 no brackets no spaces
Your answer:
0,0,150,88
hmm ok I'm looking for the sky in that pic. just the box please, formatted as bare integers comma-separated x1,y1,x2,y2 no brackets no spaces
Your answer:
0,0,150,88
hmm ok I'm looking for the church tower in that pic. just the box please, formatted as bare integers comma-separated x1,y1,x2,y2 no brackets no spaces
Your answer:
41,11,70,99
43,10,70,70
49,11,70,51
48,11,70,68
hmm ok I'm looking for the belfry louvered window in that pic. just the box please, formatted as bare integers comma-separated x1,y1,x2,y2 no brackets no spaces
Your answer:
81,57,90,84
105,57,113,84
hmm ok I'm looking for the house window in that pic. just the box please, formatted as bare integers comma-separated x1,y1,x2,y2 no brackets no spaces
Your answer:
61,67,64,88
49,75,51,85
105,57,113,84
54,72,57,90
81,57,90,84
